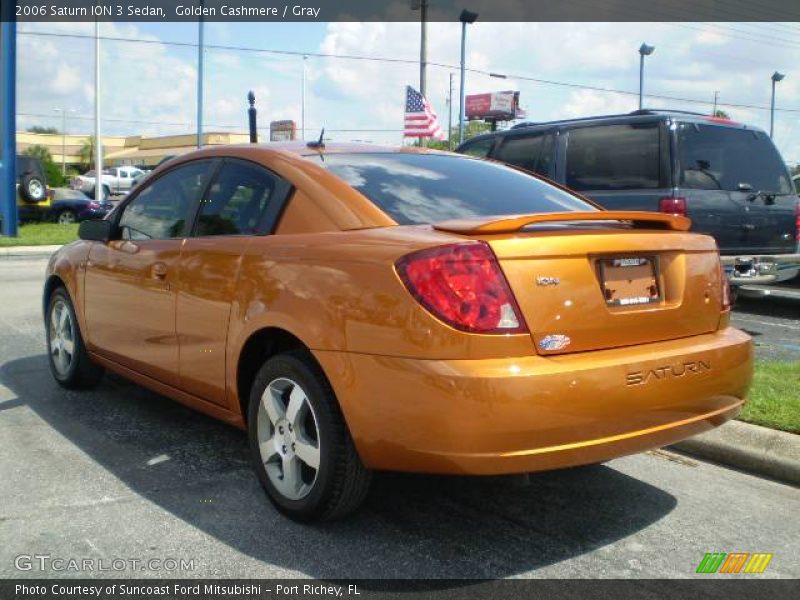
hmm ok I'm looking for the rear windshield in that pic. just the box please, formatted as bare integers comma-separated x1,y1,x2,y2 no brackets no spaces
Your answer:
678,124,792,194
318,153,594,225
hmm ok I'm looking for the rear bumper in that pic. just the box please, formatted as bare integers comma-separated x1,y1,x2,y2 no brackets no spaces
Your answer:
722,253,800,285
316,327,753,475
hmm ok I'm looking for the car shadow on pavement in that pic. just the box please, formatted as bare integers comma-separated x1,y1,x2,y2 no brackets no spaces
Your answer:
2,355,677,580
735,295,799,320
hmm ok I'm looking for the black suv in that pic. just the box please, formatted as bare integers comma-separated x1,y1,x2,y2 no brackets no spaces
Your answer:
457,110,800,285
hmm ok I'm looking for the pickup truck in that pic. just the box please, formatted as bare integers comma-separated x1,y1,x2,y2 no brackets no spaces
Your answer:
457,110,800,286
70,166,145,199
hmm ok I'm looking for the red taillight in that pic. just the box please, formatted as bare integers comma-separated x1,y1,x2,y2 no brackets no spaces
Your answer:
396,242,527,334
659,196,687,216
719,260,731,311
795,200,800,242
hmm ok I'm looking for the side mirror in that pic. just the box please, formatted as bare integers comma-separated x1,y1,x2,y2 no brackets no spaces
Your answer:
79,219,113,242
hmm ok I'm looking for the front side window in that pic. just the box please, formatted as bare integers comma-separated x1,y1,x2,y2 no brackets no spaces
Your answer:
678,124,792,194
319,153,594,225
119,161,210,240
495,132,555,177
195,161,277,236
566,123,662,191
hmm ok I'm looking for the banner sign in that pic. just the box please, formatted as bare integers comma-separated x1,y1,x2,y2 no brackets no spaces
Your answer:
270,120,297,142
465,91,519,121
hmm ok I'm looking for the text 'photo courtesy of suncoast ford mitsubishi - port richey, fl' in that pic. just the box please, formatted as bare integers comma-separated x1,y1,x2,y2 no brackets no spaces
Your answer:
1,0,799,596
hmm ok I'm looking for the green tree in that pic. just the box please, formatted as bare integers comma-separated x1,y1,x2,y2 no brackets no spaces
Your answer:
714,109,731,119
22,145,65,187
27,125,60,134
419,120,496,151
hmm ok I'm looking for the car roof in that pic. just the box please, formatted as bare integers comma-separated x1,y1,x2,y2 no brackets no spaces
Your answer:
460,109,762,146
234,141,451,157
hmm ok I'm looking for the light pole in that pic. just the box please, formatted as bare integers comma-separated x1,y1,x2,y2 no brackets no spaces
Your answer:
447,72,454,149
458,9,478,145
301,55,308,141
712,90,719,116
94,16,103,203
770,71,785,138
53,108,76,176
410,0,428,99
196,0,205,149
638,43,655,110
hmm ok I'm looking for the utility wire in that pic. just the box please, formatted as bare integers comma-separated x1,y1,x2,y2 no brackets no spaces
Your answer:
17,30,800,114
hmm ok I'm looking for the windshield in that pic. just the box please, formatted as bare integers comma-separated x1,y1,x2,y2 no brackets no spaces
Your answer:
678,124,792,194
318,153,594,225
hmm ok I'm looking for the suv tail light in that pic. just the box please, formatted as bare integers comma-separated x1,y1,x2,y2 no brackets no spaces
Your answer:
396,242,527,334
719,260,731,311
795,200,800,242
659,196,687,216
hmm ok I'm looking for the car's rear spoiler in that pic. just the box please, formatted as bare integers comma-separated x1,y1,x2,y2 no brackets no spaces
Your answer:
433,211,692,234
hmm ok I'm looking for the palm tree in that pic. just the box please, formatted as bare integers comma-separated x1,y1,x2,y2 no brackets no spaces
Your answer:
78,137,95,173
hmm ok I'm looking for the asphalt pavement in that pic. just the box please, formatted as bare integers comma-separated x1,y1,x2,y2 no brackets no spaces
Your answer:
0,257,798,579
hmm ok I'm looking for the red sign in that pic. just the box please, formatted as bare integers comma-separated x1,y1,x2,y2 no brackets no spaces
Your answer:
465,91,519,120
465,93,493,118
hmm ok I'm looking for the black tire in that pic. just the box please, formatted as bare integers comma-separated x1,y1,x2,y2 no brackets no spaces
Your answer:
20,173,46,202
56,210,77,225
45,287,104,389
247,351,371,521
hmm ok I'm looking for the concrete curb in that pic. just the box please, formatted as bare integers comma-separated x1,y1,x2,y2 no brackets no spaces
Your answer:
0,245,61,259
671,420,800,486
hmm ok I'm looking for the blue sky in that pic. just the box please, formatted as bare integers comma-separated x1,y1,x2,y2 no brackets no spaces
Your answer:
15,21,800,164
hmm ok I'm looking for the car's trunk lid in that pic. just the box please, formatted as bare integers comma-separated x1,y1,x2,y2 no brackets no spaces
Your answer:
435,211,724,355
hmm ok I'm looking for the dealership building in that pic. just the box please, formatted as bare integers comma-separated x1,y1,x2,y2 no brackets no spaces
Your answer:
16,131,252,171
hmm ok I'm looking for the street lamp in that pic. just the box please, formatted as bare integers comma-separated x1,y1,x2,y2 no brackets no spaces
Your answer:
770,71,785,138
53,108,76,177
458,8,478,145
638,43,655,110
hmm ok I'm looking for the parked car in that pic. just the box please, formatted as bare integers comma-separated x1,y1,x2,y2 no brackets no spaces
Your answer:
131,156,179,192
457,110,800,286
44,143,752,521
49,190,112,224
15,155,53,221
71,166,145,198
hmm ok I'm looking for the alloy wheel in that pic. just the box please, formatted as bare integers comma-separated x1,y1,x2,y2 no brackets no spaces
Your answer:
49,300,75,376
28,179,44,199
58,211,76,225
257,377,321,500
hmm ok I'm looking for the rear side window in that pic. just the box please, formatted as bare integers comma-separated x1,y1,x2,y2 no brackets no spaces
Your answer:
195,161,277,236
494,132,555,177
566,123,663,191
320,153,593,225
678,124,792,194
458,137,494,158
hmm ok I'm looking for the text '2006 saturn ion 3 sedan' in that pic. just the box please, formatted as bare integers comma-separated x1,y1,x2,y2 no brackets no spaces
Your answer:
44,143,752,521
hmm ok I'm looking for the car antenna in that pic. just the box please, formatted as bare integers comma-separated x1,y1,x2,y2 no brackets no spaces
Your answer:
307,127,325,150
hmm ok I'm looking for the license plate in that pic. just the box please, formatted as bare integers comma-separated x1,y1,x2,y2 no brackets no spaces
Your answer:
599,256,660,306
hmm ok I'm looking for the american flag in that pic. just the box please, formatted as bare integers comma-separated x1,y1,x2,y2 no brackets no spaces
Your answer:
404,85,445,140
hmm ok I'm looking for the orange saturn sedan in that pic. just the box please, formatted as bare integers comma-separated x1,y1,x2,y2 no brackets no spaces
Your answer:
44,143,752,521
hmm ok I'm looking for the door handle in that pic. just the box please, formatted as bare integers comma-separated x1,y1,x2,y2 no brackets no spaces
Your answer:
152,262,168,279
